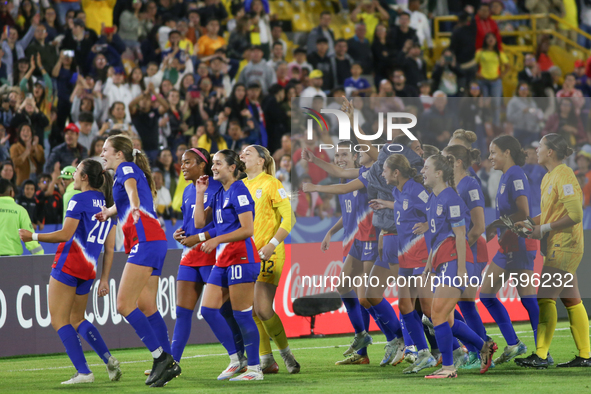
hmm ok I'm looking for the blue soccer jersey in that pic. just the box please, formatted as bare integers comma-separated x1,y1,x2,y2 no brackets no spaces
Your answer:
338,191,356,257
210,180,260,267
53,190,116,280
393,179,430,268
495,165,537,253
356,166,377,242
180,179,222,267
113,162,167,253
468,166,483,188
457,176,488,263
426,187,472,269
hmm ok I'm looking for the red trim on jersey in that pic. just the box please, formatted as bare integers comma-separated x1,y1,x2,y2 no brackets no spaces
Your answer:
476,236,489,263
122,212,166,254
52,241,96,280
498,231,538,254
180,245,216,267
356,211,377,242
399,236,429,268
432,237,474,270
215,238,261,267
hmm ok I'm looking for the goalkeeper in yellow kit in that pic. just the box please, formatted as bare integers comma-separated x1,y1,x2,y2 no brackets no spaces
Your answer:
240,145,301,374
515,134,590,368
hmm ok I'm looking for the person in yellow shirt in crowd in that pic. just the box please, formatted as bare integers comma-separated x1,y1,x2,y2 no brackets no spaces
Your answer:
350,0,389,44
81,0,116,35
196,19,226,58
515,134,591,369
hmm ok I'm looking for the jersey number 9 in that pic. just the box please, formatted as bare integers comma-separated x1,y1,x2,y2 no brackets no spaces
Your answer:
87,217,112,245
430,219,436,234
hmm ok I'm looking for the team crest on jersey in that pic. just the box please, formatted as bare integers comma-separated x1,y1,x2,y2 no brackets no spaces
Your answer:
403,200,408,210
223,198,229,207
362,171,368,179
353,190,358,197
500,184,505,194
256,189,262,199
436,204,443,216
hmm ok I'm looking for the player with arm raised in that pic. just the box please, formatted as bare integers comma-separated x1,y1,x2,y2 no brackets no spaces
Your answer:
515,134,590,368
19,159,121,385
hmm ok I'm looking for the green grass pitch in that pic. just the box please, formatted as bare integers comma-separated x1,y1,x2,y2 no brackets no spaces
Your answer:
1,321,590,393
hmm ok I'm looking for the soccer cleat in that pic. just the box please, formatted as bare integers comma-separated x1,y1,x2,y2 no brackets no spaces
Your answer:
404,345,418,364
381,337,403,366
547,353,554,366
390,338,406,366
515,353,548,369
494,340,527,365
425,367,458,379
422,314,435,336
239,354,248,373
281,351,301,374
229,365,264,381
218,360,245,380
335,354,370,365
556,356,591,368
459,352,481,369
403,349,437,374
343,332,373,356
150,362,182,387
145,353,176,386
431,350,442,366
106,356,122,381
453,347,469,368
61,372,95,385
480,339,498,374
262,361,279,374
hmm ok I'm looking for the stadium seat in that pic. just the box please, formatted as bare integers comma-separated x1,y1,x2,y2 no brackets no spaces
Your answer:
271,0,295,21
291,0,307,13
292,292,343,338
292,12,314,32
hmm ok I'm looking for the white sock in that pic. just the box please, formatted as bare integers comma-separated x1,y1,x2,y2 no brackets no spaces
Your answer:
261,353,274,363
279,346,291,357
248,364,261,371
151,347,163,359
230,353,239,363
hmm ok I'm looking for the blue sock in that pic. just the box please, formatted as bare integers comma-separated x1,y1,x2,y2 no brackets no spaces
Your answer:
434,322,454,367
373,299,402,339
423,324,438,351
402,317,413,347
451,319,485,351
458,301,487,341
520,296,539,346
201,306,237,355
77,320,110,364
402,312,428,351
454,309,465,323
58,325,91,374
220,301,244,356
126,308,161,353
171,306,193,362
480,293,518,346
147,311,172,354
232,309,260,366
341,291,364,334
368,306,393,340
356,306,370,356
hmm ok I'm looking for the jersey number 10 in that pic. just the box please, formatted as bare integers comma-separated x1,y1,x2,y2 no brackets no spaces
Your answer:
87,217,112,245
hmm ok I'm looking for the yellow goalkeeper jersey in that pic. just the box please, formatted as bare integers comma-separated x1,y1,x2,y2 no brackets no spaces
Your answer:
242,172,291,261
540,163,584,254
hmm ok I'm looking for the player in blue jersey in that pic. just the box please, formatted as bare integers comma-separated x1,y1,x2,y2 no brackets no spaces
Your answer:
421,154,497,378
449,129,483,187
442,145,491,369
169,147,229,367
96,135,179,387
480,135,540,365
194,149,263,381
19,159,121,385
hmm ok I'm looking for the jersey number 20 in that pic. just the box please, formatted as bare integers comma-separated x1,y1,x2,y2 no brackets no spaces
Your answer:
88,217,111,245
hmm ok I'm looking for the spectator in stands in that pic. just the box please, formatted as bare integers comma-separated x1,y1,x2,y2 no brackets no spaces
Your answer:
44,123,88,172
52,50,76,129
263,83,288,153
25,25,58,77
0,124,10,161
10,96,49,143
573,59,591,97
306,11,335,57
249,0,273,59
76,111,98,152
475,2,502,50
387,11,418,57
41,7,62,44
196,18,225,58
155,148,178,198
153,168,173,223
198,0,229,28
293,129,330,185
408,0,432,52
55,0,81,25
330,39,352,86
431,48,460,97
475,33,508,98
245,82,266,146
198,118,228,153
228,16,251,60
119,0,143,51
129,83,169,163
271,22,287,57
288,47,312,76
556,74,585,113
60,18,97,75
35,167,62,225
575,145,591,206
10,123,45,186
543,98,587,147
347,23,373,75
103,67,133,122
308,37,334,91
419,91,456,149
224,117,258,152
16,179,39,228
106,101,133,135
535,35,554,72
371,79,404,113
401,42,427,87
344,63,372,97
0,160,16,184
518,52,553,97
300,70,327,107
186,9,202,44
371,24,390,89
391,68,419,97
350,0,389,44
1,14,38,86
88,135,106,162
84,0,116,35
507,82,543,147
548,66,563,94
267,41,285,69
273,133,291,164
237,45,277,95
450,11,477,94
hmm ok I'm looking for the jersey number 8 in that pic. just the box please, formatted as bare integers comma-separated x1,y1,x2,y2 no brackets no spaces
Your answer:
87,217,112,245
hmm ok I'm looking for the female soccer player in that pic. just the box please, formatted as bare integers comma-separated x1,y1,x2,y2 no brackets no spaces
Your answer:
448,129,482,186
169,147,224,365
240,145,300,374
19,159,121,384
481,135,539,365
515,134,590,368
97,135,179,387
442,145,490,369
421,154,497,378
371,154,437,374
194,149,263,381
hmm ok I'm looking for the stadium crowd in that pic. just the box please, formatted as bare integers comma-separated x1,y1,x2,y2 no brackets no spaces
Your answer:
2,0,591,234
